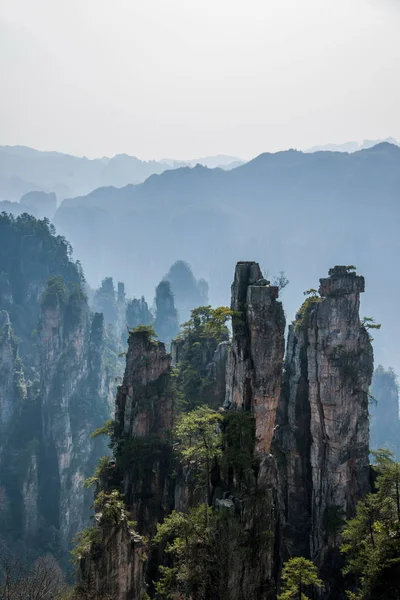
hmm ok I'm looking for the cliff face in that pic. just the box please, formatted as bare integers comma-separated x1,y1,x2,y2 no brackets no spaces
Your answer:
77,263,373,600
225,262,285,454
79,330,174,599
0,214,115,567
115,329,173,533
276,266,373,591
39,291,112,553
79,521,146,600
0,311,25,432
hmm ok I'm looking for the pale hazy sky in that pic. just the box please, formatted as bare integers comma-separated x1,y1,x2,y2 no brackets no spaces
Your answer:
1,0,399,160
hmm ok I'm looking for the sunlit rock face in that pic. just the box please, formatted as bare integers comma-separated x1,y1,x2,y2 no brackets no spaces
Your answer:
225,261,285,454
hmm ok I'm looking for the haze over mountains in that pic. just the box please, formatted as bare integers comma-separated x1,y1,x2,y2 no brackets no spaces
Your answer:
47,141,399,372
1,141,399,371
305,137,399,153
1,140,396,204
0,145,243,202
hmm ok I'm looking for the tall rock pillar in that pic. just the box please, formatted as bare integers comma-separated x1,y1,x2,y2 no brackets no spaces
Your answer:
225,261,285,454
276,266,373,591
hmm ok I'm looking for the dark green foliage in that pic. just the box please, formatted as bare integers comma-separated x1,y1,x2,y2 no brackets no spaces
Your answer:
41,276,68,308
71,527,102,561
222,410,255,483
91,419,115,440
361,316,381,334
0,213,116,571
130,324,158,343
341,451,400,599
84,456,112,489
175,306,232,410
324,504,345,543
93,490,127,525
117,434,164,473
154,504,246,600
0,213,82,364
175,406,223,503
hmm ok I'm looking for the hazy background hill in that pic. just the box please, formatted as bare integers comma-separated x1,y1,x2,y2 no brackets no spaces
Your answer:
305,137,399,153
0,146,243,202
52,142,400,370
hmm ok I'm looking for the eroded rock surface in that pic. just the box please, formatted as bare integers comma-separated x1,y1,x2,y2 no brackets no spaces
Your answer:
225,261,285,454
275,266,373,594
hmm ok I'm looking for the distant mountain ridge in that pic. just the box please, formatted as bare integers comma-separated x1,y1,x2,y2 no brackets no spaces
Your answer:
52,142,400,373
0,145,243,202
305,137,399,153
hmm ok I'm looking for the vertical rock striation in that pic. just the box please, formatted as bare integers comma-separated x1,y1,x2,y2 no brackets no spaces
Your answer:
225,261,285,454
79,328,174,599
276,266,373,592
39,286,112,555
78,263,374,600
0,311,25,431
222,262,285,599
114,328,173,533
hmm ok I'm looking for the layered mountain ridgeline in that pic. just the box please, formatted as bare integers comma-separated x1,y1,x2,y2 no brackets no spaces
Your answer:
0,146,243,202
0,213,115,568
52,143,400,370
72,262,386,600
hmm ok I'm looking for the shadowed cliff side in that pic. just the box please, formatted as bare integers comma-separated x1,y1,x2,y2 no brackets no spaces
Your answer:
275,266,373,597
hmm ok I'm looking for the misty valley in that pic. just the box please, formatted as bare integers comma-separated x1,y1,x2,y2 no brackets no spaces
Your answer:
0,142,400,600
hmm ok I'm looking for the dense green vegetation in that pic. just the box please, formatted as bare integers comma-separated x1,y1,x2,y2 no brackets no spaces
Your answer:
341,450,400,599
0,213,117,574
174,306,232,409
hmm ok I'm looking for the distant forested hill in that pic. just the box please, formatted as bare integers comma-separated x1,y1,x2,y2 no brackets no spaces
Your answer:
52,143,400,370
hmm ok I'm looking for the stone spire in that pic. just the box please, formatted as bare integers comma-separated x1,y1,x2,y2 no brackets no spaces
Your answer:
276,265,373,594
225,261,285,454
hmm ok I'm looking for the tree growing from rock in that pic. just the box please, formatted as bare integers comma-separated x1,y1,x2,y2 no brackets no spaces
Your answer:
278,557,322,600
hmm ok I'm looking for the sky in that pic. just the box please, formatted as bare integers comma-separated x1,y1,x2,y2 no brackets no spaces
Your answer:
1,0,399,160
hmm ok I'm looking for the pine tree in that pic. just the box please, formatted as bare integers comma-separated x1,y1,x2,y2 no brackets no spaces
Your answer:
278,557,322,600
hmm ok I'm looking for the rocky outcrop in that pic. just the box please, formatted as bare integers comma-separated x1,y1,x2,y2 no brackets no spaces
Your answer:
79,522,146,600
225,261,285,454
78,263,374,600
115,329,173,533
39,288,112,554
0,311,25,430
79,329,174,598
275,266,373,594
